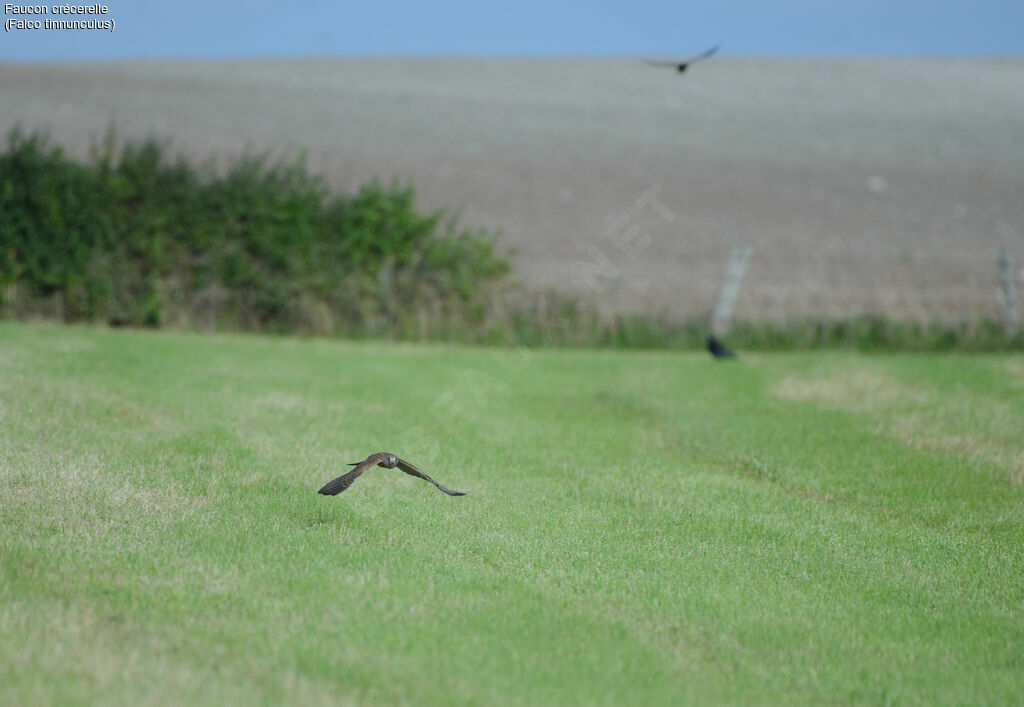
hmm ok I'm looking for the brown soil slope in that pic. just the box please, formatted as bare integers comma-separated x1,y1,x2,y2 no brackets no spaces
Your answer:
2,57,1022,322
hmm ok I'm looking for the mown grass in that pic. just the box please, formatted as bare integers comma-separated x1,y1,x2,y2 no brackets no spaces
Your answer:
1,321,1022,705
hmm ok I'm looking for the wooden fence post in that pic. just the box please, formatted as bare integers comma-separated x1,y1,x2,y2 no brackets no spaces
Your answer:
998,248,1018,335
711,245,752,337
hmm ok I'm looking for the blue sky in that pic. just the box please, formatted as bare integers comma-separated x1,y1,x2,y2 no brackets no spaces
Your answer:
2,1,1022,61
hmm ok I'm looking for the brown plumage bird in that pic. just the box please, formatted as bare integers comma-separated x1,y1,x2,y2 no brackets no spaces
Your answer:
643,44,720,73
318,452,466,497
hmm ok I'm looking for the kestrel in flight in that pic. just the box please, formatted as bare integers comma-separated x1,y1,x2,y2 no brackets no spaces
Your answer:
643,44,720,73
318,452,467,497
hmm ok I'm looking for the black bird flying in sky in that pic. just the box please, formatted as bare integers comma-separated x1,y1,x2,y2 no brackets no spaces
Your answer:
643,44,720,73
318,452,466,496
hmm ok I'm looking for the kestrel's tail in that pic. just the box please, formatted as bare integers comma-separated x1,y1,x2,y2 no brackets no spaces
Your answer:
318,467,364,495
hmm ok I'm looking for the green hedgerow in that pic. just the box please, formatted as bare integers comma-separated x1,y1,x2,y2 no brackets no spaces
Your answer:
0,126,510,333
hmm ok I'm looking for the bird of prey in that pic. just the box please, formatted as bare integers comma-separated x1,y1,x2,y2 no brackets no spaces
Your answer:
643,44,720,73
706,335,737,360
318,452,466,497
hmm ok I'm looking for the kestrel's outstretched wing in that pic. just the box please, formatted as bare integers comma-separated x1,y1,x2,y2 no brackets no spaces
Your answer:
395,458,467,496
317,453,387,495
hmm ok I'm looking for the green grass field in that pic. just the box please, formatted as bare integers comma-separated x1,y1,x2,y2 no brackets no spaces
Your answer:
1,322,1022,705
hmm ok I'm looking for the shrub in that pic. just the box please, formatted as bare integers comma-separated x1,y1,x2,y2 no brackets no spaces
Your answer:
0,127,510,334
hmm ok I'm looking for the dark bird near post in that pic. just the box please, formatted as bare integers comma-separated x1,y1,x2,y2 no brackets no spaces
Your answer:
643,44,720,73
318,452,466,496
706,335,737,360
